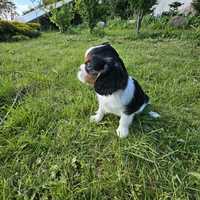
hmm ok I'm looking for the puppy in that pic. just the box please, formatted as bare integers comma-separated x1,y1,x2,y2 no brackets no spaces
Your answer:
77,43,160,138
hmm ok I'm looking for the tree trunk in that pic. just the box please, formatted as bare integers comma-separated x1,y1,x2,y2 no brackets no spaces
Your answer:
136,10,143,35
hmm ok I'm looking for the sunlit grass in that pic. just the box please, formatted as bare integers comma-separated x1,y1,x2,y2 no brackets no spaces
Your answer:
0,26,200,199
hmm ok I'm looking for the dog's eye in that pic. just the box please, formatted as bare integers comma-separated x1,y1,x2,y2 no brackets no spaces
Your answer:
85,63,92,72
85,64,98,75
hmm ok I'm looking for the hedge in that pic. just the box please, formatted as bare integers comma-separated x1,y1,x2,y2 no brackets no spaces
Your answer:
0,20,41,42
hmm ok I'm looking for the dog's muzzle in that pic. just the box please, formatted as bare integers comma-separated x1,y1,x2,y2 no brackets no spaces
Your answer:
77,64,87,83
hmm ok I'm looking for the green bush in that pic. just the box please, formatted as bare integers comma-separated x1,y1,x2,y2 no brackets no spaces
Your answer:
194,26,200,39
148,16,170,30
109,0,131,19
148,15,200,30
50,4,73,32
108,17,130,29
0,20,16,41
11,35,30,41
0,20,41,42
188,15,200,28
75,0,109,33
28,22,41,30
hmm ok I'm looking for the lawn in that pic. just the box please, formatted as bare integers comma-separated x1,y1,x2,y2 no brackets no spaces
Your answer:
0,26,200,199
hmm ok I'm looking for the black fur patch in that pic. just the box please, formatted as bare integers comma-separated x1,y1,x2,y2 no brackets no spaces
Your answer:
85,55,106,75
85,44,128,95
125,79,149,115
94,58,128,95
88,44,127,73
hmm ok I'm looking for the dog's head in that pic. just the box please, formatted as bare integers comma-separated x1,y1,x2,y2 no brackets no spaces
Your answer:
77,44,128,95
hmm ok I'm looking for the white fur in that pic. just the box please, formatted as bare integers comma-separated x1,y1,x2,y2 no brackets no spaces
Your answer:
77,64,87,84
148,111,160,118
96,77,134,116
91,77,150,138
85,45,106,58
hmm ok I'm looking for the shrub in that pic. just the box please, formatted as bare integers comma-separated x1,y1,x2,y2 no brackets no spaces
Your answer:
75,0,109,33
109,0,131,19
0,20,41,42
149,16,170,30
27,22,41,30
194,26,200,39
75,0,99,32
11,35,30,41
50,3,73,32
25,30,41,38
0,20,16,41
128,0,157,35
188,15,200,28
108,17,129,29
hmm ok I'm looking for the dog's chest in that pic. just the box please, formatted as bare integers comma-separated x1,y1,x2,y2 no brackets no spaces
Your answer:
97,92,125,116
96,78,134,116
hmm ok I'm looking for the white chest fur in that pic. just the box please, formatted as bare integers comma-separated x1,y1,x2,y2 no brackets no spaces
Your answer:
96,77,134,116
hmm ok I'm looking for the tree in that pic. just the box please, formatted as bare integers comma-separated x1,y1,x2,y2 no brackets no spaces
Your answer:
42,0,58,6
50,3,73,32
108,0,130,19
0,0,16,19
75,0,110,31
128,0,157,35
192,0,200,15
75,0,100,32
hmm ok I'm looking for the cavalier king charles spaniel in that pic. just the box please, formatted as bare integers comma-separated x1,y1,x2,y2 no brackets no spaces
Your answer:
77,43,160,138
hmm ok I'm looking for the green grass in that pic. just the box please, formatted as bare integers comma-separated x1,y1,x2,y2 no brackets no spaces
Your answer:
0,25,200,200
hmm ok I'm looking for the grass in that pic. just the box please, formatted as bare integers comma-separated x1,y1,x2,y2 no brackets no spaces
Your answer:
0,24,200,200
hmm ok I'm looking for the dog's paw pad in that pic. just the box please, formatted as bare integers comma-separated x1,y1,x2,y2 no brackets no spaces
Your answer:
116,127,129,138
90,115,102,123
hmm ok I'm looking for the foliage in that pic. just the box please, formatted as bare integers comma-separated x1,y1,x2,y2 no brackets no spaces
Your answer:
27,22,41,30
0,20,41,42
188,15,200,27
43,0,59,6
145,15,170,30
133,15,200,40
107,0,131,19
0,0,16,19
50,3,73,32
148,15,200,31
11,35,30,41
192,0,200,15
107,17,130,29
75,0,101,32
128,0,157,34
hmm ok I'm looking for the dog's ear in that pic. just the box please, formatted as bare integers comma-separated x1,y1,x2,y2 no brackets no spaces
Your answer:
94,58,128,95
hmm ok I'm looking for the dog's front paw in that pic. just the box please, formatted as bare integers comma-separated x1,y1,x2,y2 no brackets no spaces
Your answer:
90,114,103,123
116,126,129,138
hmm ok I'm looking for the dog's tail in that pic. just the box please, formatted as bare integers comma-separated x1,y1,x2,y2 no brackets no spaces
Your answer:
148,111,160,118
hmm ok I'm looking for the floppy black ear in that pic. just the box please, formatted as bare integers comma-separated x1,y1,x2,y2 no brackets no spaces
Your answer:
94,60,128,95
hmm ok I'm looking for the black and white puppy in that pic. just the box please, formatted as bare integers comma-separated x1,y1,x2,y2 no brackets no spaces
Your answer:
77,43,159,138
